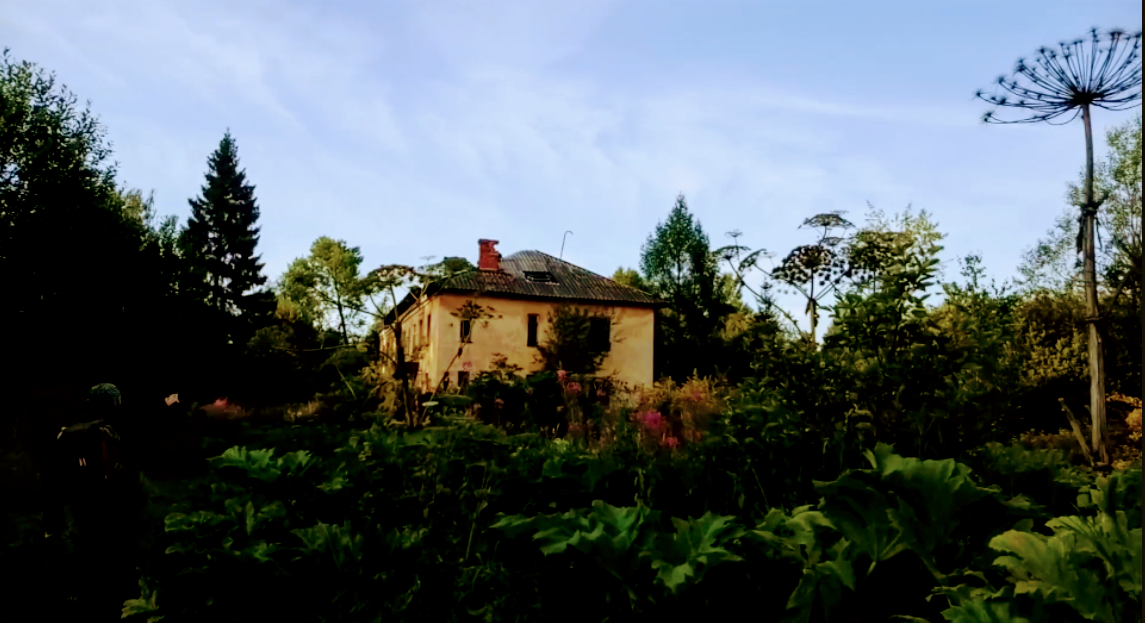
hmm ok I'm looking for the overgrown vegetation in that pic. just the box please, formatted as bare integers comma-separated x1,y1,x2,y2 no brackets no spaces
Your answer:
2,30,1141,623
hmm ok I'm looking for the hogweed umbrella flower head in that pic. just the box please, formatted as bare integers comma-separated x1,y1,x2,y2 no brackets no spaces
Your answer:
976,28,1142,125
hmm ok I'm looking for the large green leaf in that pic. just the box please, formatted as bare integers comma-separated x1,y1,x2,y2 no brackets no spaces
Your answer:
940,599,1030,623
243,500,286,536
208,446,317,483
814,475,908,570
121,577,164,622
816,443,994,569
493,501,659,591
987,509,1141,623
164,510,234,534
291,521,366,573
781,539,857,623
644,512,745,593
744,506,856,623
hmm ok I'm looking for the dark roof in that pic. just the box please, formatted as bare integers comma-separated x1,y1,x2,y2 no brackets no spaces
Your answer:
382,250,664,326
445,251,663,304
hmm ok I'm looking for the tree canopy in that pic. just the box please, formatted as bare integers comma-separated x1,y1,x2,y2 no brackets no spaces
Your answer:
279,237,379,345
1019,115,1142,303
0,50,189,401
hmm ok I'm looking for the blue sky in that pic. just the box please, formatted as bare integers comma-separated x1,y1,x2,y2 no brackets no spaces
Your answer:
4,0,1142,334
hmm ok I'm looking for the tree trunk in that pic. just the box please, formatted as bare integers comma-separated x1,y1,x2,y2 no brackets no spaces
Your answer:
335,301,349,345
1081,104,1110,466
393,321,416,425
332,278,349,345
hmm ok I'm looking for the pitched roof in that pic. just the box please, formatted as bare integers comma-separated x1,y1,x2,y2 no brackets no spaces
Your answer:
383,250,664,326
441,250,664,306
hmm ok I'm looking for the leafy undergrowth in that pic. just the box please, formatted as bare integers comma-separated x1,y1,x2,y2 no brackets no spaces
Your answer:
90,412,1140,623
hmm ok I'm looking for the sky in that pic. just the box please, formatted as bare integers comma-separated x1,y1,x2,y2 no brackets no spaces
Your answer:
3,0,1142,335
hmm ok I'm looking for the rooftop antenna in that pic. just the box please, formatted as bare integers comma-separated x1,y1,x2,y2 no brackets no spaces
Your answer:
559,230,573,260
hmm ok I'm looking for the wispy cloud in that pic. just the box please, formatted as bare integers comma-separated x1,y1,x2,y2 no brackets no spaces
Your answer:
3,0,1141,338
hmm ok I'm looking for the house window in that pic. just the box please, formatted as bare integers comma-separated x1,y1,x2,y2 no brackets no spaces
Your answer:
457,371,470,390
588,317,611,352
419,319,424,347
439,372,450,392
460,319,472,343
527,314,539,347
427,314,432,340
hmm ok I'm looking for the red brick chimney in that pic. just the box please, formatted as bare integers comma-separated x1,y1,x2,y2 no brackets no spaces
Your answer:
478,239,501,271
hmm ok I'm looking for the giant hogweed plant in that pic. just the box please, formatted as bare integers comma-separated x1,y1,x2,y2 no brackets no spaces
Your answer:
125,416,664,621
120,411,1141,622
487,440,1142,622
932,469,1143,623
491,501,746,615
736,445,1141,623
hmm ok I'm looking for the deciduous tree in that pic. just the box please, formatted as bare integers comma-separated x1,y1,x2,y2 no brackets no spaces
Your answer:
1020,115,1142,305
0,50,192,403
612,267,650,294
279,237,378,345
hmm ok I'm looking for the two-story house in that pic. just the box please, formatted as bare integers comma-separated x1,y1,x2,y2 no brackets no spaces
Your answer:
379,239,665,391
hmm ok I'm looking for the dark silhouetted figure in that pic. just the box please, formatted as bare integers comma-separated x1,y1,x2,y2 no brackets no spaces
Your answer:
41,383,169,620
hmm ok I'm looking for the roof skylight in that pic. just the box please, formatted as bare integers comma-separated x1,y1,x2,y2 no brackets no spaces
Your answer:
523,271,558,283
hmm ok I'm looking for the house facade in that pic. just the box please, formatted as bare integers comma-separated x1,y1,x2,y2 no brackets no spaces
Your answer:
379,239,664,392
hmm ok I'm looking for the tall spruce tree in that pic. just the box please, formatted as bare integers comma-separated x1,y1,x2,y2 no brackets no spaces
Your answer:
639,194,737,379
180,131,273,344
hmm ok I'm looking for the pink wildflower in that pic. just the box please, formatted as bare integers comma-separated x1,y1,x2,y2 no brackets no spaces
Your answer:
557,370,568,382
203,397,246,419
566,382,582,396
641,412,664,430
596,389,608,400
494,398,505,409
662,436,680,449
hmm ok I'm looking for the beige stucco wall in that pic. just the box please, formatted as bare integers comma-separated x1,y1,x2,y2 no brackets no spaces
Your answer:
380,294,655,392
